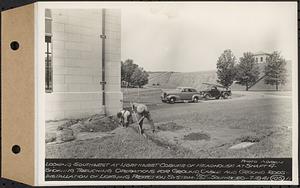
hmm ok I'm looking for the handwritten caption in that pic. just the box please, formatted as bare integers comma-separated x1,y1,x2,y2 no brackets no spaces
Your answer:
45,158,292,181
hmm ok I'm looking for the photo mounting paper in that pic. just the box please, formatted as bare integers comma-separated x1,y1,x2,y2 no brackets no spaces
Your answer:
4,1,297,186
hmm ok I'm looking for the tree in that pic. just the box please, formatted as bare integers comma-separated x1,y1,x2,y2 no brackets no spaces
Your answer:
264,51,287,91
121,59,138,84
216,49,236,88
121,59,149,87
235,52,260,91
130,67,149,88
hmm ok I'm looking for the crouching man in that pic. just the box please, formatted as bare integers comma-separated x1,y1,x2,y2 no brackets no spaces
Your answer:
132,103,155,135
117,109,132,128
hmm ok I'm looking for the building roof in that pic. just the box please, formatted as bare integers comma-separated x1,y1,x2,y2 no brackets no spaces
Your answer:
253,51,271,56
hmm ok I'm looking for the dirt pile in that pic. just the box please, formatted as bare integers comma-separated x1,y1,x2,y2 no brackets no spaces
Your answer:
45,132,57,143
46,114,119,144
46,126,194,158
239,135,261,143
68,115,119,134
56,128,76,142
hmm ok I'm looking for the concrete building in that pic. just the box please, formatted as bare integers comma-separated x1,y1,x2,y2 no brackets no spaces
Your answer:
253,51,270,64
45,9,122,120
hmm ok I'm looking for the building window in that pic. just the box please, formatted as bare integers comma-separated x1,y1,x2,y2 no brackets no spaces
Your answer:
45,9,53,93
260,57,263,62
256,57,258,62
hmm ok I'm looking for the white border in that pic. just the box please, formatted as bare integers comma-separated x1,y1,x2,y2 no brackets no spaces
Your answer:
35,1,298,186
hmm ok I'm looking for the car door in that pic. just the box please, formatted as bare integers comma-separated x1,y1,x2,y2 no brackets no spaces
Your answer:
186,88,196,100
189,88,198,99
180,88,190,100
211,86,220,97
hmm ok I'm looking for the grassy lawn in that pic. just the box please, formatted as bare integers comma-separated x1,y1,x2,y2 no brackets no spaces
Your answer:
46,89,293,158
122,88,163,108
149,96,292,158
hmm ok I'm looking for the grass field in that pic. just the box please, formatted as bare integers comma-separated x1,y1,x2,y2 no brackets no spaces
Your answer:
46,88,293,158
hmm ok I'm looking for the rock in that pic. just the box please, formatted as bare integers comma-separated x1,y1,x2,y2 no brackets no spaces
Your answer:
45,133,56,143
70,122,85,136
57,119,80,131
229,142,255,150
56,128,76,142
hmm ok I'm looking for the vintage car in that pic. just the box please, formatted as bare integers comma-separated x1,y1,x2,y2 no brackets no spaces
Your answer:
199,83,231,100
161,87,202,104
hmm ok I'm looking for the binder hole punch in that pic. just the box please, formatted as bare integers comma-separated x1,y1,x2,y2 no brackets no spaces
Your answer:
10,41,19,50
11,145,21,154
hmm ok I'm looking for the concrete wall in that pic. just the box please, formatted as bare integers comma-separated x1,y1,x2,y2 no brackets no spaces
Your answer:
104,9,123,115
46,9,122,120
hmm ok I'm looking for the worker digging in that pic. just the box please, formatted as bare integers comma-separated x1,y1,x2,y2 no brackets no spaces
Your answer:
117,103,156,135
117,109,132,128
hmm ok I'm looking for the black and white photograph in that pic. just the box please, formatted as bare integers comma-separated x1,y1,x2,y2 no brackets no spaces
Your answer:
40,1,297,185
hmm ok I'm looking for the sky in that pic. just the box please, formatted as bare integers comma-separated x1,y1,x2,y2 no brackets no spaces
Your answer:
120,2,297,72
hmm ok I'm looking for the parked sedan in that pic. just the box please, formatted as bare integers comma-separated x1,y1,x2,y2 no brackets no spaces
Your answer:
161,87,202,104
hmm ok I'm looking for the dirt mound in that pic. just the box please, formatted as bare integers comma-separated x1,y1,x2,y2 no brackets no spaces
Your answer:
57,119,80,130
57,114,119,133
46,126,194,158
80,115,119,132
46,114,119,144
56,128,76,142
156,122,184,131
45,133,56,143
239,135,261,143
183,132,210,141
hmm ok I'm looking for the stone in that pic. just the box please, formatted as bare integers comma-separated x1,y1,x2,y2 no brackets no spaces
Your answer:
229,142,255,150
56,128,76,142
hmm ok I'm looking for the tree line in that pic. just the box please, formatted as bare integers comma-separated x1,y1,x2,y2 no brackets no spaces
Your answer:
121,50,288,90
216,49,287,91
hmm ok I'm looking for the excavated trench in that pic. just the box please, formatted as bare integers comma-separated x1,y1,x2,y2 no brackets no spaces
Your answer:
183,132,211,141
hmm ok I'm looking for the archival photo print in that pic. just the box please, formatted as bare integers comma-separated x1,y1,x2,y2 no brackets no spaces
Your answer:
44,3,296,162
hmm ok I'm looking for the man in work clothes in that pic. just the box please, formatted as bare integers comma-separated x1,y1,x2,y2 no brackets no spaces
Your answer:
132,103,155,135
117,109,132,128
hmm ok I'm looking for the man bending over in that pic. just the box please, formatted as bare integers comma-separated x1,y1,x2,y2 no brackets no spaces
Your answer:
132,103,155,135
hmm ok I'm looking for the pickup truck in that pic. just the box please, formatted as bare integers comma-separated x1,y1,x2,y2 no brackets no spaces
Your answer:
161,87,202,104
199,83,231,100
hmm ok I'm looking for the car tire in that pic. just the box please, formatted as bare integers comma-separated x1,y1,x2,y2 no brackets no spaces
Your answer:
204,94,209,100
169,97,176,104
223,93,229,99
193,97,199,103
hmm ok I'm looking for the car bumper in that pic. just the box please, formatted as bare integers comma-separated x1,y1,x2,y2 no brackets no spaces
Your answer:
161,96,169,102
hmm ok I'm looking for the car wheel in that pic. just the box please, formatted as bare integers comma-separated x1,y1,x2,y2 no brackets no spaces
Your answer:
169,97,176,104
204,94,209,100
223,93,229,99
193,97,199,103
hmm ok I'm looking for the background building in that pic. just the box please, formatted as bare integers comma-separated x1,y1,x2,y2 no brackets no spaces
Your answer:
45,9,122,120
253,51,270,64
